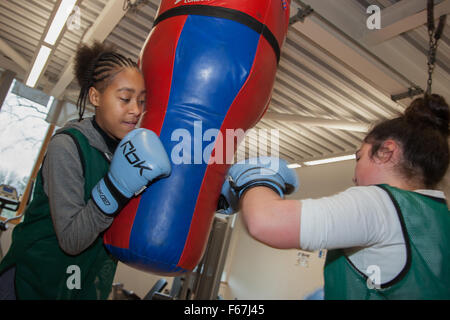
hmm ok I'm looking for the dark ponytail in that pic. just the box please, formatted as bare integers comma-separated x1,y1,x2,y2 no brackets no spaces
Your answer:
405,94,449,136
73,41,138,121
365,94,449,188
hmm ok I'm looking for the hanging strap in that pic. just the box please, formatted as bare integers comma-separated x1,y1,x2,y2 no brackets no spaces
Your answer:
426,0,447,96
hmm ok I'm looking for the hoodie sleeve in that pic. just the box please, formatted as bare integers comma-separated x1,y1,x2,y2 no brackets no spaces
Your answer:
42,133,114,256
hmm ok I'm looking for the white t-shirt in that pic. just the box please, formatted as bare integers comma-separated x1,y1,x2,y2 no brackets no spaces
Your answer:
300,186,446,284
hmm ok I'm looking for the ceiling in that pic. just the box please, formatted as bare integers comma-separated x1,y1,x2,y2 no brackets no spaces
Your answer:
0,0,449,165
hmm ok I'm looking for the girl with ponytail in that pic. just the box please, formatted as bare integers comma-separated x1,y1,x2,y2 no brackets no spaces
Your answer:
226,94,450,299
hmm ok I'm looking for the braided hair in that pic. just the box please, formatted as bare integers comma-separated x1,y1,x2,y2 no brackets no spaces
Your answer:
74,41,139,121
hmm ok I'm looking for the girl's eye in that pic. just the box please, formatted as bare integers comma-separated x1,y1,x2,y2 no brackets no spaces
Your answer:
120,98,130,103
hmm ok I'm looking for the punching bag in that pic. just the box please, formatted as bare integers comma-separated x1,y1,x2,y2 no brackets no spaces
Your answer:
104,0,291,275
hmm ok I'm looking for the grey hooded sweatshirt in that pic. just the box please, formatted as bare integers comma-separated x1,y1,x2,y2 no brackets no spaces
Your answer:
41,117,117,255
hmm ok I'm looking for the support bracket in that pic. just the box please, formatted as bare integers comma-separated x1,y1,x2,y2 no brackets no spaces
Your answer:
289,5,314,25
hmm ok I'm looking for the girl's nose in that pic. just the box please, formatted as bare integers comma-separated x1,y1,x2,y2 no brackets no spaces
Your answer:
129,99,142,115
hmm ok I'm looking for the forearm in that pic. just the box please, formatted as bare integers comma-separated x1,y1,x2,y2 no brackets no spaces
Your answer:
44,135,114,255
47,173,114,255
240,187,302,249
50,197,113,256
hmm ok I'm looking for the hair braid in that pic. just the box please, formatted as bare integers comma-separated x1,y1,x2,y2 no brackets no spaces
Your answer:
74,42,139,121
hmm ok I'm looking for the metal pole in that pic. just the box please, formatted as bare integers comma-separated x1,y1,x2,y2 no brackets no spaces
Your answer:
0,70,15,111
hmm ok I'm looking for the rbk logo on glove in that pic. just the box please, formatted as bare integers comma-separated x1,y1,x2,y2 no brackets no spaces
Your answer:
120,140,153,176
96,183,111,206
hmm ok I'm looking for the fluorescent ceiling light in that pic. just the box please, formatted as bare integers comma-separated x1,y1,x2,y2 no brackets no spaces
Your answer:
287,163,302,169
26,45,52,87
44,0,77,45
303,154,356,166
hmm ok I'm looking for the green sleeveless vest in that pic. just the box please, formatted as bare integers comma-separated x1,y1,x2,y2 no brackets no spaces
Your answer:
324,184,450,300
0,128,117,300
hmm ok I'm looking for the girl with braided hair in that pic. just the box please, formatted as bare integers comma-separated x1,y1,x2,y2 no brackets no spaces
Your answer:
0,42,149,299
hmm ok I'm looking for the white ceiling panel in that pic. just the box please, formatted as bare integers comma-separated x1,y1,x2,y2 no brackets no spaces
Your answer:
0,0,448,165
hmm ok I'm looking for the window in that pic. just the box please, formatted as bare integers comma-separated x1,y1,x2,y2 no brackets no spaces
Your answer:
0,79,53,220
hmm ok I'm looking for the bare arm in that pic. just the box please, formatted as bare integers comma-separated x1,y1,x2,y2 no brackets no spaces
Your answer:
240,187,302,249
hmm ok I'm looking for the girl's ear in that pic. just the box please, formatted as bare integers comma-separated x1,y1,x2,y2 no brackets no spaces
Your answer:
376,139,399,164
88,87,100,108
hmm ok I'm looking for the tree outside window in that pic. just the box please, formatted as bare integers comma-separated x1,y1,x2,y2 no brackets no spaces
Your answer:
0,80,52,220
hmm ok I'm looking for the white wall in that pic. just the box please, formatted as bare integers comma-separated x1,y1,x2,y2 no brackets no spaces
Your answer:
439,176,449,200
220,159,357,300
438,139,450,199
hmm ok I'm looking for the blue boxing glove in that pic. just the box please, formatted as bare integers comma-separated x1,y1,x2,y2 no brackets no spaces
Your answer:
92,128,171,216
217,157,299,215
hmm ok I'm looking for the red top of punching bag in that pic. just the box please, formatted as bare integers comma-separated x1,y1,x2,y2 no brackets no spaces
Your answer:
155,0,291,54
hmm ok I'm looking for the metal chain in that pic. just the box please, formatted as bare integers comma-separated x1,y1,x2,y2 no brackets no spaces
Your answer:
425,0,447,96
426,28,437,96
